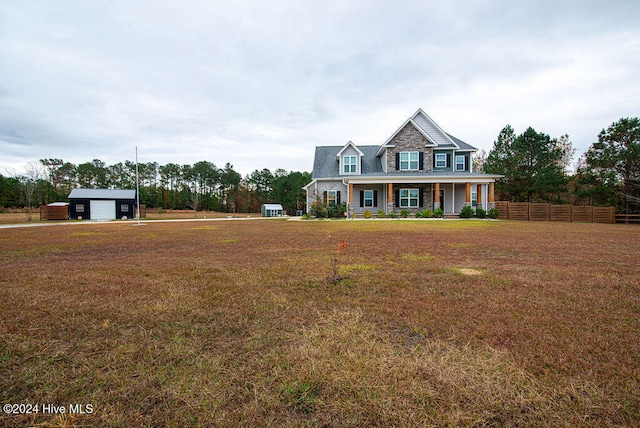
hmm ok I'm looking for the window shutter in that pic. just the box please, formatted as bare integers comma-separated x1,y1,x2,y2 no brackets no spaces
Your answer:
464,156,469,172
373,191,378,206
419,152,424,170
433,153,436,168
360,191,364,207
395,189,399,207
419,189,424,207
395,153,400,170
336,191,341,204
323,191,327,203
446,154,451,168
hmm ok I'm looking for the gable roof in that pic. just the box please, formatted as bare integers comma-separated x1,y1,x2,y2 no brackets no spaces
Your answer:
68,188,136,199
311,108,479,179
312,145,382,179
383,108,459,147
336,140,364,157
447,133,476,151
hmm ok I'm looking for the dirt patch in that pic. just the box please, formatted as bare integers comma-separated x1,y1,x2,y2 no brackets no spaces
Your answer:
457,268,483,275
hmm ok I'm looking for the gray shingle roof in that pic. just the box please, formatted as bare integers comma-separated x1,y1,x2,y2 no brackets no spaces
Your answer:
68,188,136,199
447,133,476,150
311,109,479,179
312,145,384,179
311,136,478,179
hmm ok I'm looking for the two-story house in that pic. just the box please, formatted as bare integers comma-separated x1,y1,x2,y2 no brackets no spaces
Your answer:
304,108,502,216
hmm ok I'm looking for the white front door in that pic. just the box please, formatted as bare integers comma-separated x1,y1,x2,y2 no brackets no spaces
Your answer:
90,200,115,220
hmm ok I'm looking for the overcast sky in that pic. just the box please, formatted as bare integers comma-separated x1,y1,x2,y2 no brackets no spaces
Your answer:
1,0,639,177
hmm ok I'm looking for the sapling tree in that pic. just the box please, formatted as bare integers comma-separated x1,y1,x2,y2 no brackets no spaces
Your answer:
328,233,349,283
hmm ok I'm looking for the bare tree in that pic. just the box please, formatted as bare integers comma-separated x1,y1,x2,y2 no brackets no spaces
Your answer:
472,149,487,173
187,185,200,219
555,134,576,176
21,162,44,221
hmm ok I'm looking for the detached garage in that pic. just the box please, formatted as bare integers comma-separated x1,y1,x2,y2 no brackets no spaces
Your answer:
68,188,136,220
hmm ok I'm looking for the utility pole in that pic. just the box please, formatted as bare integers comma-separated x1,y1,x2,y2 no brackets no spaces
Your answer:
136,146,140,225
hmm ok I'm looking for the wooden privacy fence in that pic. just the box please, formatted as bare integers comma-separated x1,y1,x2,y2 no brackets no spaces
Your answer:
493,202,616,224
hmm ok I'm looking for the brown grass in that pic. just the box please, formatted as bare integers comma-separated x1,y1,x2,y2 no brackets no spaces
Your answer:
0,209,252,225
1,219,639,426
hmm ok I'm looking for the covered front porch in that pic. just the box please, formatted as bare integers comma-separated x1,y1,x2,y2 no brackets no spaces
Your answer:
344,178,496,216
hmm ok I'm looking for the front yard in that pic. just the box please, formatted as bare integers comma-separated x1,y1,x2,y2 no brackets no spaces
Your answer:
1,219,638,426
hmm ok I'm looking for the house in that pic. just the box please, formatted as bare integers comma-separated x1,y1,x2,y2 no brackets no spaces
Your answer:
68,188,136,220
304,108,502,216
262,203,284,217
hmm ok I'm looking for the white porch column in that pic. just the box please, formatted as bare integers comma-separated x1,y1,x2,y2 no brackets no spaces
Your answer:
348,182,353,216
451,184,455,213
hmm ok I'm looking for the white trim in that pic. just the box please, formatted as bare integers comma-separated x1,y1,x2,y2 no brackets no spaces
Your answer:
451,184,455,213
343,155,358,174
341,175,502,185
327,189,338,205
399,188,419,208
412,108,460,149
379,118,436,149
363,189,374,207
337,141,364,157
399,151,420,171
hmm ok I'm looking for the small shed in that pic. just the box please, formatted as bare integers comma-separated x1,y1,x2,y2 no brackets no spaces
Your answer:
40,202,69,220
261,203,284,217
68,188,136,220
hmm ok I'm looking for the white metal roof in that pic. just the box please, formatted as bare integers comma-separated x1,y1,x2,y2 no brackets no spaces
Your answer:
47,202,69,206
262,204,283,210
68,188,136,199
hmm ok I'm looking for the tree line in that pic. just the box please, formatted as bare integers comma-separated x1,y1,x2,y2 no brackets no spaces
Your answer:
0,159,311,216
481,117,640,213
3,117,638,216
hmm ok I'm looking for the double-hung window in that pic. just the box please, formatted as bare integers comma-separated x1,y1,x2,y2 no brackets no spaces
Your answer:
399,152,419,170
343,156,357,173
399,189,419,208
363,190,374,207
327,190,338,205
455,155,466,171
435,153,447,168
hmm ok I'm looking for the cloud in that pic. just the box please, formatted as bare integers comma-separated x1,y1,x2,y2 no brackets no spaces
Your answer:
1,0,639,177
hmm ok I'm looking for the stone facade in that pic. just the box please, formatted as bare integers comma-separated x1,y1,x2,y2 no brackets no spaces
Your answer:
386,123,433,173
388,184,434,214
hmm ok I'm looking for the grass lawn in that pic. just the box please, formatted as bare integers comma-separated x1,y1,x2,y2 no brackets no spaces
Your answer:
1,219,639,427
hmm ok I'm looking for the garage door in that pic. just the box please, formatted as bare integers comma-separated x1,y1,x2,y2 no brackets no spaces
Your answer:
90,200,115,220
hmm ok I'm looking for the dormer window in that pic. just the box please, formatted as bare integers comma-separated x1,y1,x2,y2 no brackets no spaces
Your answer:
399,152,419,170
343,155,357,173
455,155,466,171
435,153,447,168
